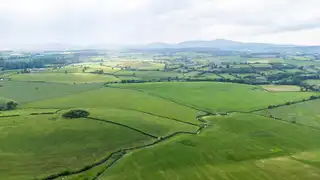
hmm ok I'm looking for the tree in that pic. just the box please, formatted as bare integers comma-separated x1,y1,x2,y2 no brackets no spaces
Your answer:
6,101,18,110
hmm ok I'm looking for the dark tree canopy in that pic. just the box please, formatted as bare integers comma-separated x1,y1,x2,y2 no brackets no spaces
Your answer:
62,109,89,119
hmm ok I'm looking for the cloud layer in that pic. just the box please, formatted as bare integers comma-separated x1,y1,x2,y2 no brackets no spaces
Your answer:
0,0,319,47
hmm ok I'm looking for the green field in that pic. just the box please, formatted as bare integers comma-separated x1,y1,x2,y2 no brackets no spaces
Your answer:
9,73,119,84
84,108,198,137
261,85,301,92
115,70,183,81
0,114,154,180
111,82,315,113
191,73,222,80
100,113,320,180
2,51,320,180
219,73,239,80
250,64,273,68
304,79,320,87
25,87,200,124
257,99,320,128
284,69,304,73
0,81,102,104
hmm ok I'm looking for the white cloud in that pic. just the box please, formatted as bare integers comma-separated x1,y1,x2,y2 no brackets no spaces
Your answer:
0,0,319,47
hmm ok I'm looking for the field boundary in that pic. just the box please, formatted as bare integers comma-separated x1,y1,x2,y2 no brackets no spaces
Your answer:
106,85,212,114
86,117,158,139
39,113,210,180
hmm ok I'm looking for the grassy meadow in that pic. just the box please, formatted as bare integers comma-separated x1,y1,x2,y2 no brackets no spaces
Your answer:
9,73,119,84
100,113,320,180
1,54,320,180
25,87,200,124
0,114,154,180
111,82,316,113
0,81,102,104
257,99,320,128
261,85,301,92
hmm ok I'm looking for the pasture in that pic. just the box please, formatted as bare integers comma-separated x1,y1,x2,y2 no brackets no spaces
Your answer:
100,113,320,180
261,85,301,92
25,87,200,124
304,80,320,87
2,51,320,180
0,113,154,180
219,73,239,80
9,73,119,84
257,99,320,128
115,70,183,81
111,82,315,113
0,81,102,104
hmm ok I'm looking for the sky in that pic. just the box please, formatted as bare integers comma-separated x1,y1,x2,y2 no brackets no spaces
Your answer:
0,0,320,48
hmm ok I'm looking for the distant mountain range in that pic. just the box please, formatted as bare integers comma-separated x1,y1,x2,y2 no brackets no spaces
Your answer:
140,39,293,50
2,39,320,53
133,39,319,53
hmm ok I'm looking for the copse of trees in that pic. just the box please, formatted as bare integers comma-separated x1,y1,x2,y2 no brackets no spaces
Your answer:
0,101,19,111
62,109,89,119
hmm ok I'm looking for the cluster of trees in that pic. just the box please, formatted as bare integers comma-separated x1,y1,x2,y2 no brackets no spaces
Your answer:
62,109,89,118
0,101,18,111
1,59,45,69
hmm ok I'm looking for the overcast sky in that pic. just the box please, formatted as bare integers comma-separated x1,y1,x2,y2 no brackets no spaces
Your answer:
0,0,320,47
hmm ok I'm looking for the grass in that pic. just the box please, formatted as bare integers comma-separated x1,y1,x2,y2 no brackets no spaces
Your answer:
9,73,119,84
236,73,262,78
200,73,222,79
261,70,285,75
183,71,199,77
284,69,304,73
115,70,183,81
219,73,239,80
0,114,154,180
0,81,102,104
100,113,320,180
261,85,301,92
304,80,320,87
257,99,320,128
25,87,200,124
111,82,316,113
85,108,198,137
246,58,284,63
250,64,273,68
0,108,59,116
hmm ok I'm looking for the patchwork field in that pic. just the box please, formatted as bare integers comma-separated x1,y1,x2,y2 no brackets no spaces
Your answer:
0,81,102,104
1,60,320,180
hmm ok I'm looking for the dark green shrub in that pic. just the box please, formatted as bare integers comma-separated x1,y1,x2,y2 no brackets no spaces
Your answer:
62,109,89,119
